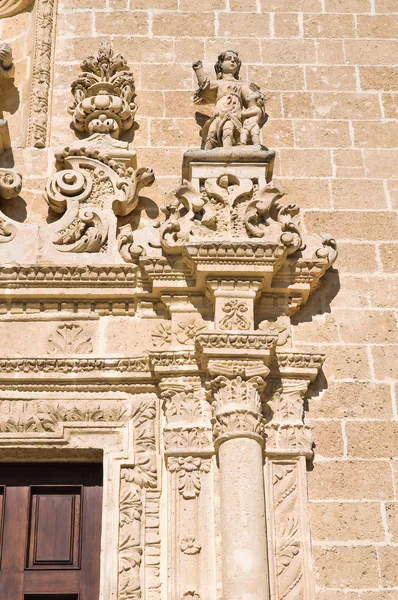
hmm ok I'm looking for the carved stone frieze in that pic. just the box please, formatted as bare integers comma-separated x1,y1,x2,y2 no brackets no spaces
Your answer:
69,41,137,139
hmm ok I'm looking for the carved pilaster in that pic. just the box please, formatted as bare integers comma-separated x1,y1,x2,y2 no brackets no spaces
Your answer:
161,376,215,600
118,400,158,600
265,378,312,458
264,352,324,600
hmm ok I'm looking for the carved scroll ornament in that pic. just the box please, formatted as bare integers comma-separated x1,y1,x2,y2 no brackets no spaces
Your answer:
44,144,154,254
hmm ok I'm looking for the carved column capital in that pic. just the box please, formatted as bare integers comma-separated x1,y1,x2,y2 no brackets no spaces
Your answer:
207,361,269,448
160,376,213,457
265,377,313,458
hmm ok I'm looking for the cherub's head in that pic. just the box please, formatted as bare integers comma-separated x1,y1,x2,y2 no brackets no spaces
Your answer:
214,50,241,80
247,84,266,109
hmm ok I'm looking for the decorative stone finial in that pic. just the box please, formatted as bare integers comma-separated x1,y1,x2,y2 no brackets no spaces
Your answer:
192,50,268,149
69,40,137,139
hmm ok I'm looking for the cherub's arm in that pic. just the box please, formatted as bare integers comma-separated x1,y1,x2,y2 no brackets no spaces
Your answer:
192,60,209,88
192,60,218,103
241,106,263,119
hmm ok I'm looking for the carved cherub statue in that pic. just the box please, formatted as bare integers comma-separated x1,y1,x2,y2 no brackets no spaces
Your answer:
240,84,268,145
192,50,268,149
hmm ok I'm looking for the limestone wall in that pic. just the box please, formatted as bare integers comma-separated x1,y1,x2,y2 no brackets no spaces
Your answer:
0,0,397,599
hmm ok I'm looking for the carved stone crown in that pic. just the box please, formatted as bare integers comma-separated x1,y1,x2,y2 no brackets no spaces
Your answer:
69,40,137,139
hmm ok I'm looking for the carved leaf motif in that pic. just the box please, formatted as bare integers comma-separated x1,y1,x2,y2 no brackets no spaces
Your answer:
219,299,250,331
47,323,93,354
272,462,304,600
53,209,108,253
168,456,210,499
152,323,171,348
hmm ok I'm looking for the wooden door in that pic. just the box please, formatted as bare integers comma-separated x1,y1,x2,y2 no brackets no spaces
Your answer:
0,463,103,600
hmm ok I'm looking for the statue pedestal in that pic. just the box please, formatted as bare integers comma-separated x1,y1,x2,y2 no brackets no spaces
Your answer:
182,145,275,189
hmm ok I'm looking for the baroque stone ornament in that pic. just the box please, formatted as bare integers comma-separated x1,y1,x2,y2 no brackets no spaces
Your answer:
69,40,137,139
193,50,268,149
0,168,22,244
43,137,154,256
0,0,32,18
0,43,14,78
27,0,57,148
47,323,93,355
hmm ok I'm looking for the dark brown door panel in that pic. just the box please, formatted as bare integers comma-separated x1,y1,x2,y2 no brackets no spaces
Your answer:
0,463,102,600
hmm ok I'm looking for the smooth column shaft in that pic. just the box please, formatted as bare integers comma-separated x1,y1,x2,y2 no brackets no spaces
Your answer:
219,437,270,600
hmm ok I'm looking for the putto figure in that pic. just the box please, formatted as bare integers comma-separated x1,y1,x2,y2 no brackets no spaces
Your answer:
192,50,268,149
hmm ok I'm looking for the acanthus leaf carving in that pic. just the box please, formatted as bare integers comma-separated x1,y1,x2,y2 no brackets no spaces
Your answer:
168,456,211,499
47,323,93,355
44,142,154,255
272,462,304,600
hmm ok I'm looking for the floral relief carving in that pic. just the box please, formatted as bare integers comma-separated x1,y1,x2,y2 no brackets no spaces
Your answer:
168,456,211,500
272,463,304,600
152,322,172,348
180,537,201,555
47,323,93,354
118,400,157,600
0,400,130,434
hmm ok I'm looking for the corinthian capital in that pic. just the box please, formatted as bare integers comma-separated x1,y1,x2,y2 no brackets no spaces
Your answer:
207,363,269,447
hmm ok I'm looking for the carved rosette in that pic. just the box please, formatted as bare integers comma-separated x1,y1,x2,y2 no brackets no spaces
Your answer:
69,41,137,139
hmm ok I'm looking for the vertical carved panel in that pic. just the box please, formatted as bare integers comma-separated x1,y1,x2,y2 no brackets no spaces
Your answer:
266,458,315,600
27,0,57,148
27,486,82,569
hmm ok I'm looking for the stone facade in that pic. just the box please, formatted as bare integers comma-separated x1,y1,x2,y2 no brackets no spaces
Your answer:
0,1,397,599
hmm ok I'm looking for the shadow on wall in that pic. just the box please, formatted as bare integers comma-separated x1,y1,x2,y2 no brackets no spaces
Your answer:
292,267,340,324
